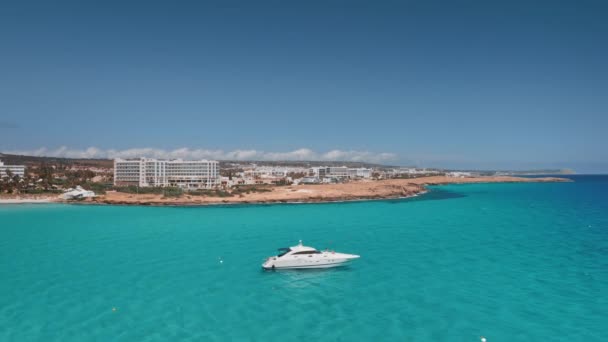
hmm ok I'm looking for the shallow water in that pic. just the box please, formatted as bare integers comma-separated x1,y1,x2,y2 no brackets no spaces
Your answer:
1,176,607,341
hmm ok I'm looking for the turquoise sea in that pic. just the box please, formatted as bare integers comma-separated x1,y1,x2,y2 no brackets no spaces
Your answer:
1,176,607,341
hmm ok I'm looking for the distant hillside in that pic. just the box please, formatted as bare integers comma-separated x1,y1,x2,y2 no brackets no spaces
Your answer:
0,153,395,169
0,153,113,168
1,153,574,174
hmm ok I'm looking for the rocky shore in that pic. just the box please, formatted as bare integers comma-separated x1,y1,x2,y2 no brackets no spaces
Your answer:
78,175,570,206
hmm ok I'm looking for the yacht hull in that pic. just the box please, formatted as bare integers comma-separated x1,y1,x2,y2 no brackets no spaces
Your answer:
263,261,352,270
262,254,359,270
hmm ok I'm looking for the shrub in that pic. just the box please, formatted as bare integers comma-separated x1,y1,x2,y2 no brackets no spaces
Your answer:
188,189,233,197
231,185,272,195
113,186,183,197
162,187,183,198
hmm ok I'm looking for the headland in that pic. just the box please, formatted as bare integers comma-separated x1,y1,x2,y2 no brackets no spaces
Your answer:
64,175,570,206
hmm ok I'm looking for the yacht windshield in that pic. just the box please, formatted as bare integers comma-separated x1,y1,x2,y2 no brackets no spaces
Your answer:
292,250,322,255
277,248,291,257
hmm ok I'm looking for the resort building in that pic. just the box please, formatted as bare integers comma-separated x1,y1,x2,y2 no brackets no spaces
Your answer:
349,168,373,179
309,167,327,178
0,160,25,178
326,166,350,178
114,158,220,189
446,171,472,178
309,166,373,179
388,168,442,177
298,176,321,184
241,165,308,178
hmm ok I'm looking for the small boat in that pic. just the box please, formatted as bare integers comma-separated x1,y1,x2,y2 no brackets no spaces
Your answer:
262,240,360,270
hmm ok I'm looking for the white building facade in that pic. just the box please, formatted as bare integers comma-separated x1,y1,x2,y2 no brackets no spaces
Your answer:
0,160,25,178
242,166,308,179
327,166,350,178
309,167,327,178
309,166,372,179
350,168,372,179
114,158,220,189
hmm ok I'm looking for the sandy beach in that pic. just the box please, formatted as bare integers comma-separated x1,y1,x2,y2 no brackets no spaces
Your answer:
0,197,54,204
78,175,570,206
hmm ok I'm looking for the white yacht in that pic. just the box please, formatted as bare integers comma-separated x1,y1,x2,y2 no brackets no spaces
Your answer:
262,240,360,270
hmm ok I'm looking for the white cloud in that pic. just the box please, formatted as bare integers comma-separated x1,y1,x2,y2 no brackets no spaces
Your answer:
4,146,398,164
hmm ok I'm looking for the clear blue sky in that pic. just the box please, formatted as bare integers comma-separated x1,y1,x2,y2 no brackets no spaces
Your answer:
1,1,607,172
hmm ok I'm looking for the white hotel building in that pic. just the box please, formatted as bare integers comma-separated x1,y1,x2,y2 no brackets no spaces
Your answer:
309,166,372,179
0,160,25,178
114,158,220,189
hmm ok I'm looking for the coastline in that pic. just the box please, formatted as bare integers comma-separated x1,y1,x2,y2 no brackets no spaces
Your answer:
0,198,53,204
46,175,570,207
0,176,571,207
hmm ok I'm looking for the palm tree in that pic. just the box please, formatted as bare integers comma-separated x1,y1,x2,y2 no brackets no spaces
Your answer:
12,174,21,194
2,168,14,193
38,163,54,190
23,170,34,191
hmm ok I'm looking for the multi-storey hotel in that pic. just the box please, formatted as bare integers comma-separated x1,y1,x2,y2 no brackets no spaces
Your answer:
0,160,25,178
114,158,220,189
309,166,372,179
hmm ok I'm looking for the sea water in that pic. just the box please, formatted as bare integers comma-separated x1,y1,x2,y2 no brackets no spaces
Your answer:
1,175,607,341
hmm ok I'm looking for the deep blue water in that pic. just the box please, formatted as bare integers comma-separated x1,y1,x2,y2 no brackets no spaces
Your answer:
1,176,607,341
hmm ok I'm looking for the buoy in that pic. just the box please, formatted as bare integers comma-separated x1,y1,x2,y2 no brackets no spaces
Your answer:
481,337,486,342
112,307,117,312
